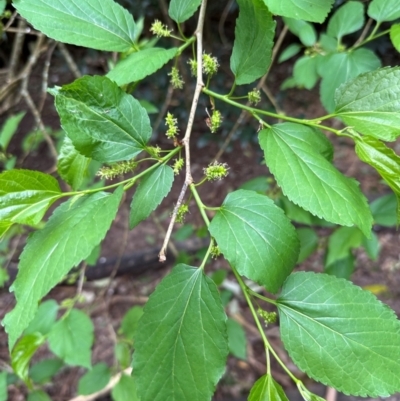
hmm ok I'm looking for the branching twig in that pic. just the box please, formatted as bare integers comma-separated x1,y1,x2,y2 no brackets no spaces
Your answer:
159,0,208,262
57,42,82,79
68,368,132,401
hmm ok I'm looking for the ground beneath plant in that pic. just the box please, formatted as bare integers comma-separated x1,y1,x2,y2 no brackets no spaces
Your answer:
1,24,400,401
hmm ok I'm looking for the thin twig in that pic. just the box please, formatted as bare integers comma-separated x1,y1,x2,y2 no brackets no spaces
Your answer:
325,387,337,401
218,0,235,48
57,42,82,79
353,18,373,48
7,18,26,82
68,368,132,401
4,10,18,31
159,0,208,262
38,40,57,113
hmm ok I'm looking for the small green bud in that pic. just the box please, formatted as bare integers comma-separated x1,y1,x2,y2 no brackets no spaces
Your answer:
173,158,184,175
150,19,172,38
96,160,138,180
248,88,261,105
258,309,277,326
206,109,223,133
204,161,229,181
202,53,219,76
165,112,179,139
188,59,198,76
176,204,189,223
210,245,221,259
146,145,161,158
168,66,184,89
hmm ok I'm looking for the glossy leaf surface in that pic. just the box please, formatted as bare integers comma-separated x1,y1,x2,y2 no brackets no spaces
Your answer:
0,169,62,226
130,164,174,229
263,0,334,23
3,188,122,349
277,272,400,396
335,67,400,141
209,190,299,293
259,123,372,236
168,0,201,23
107,47,178,86
248,374,289,401
231,0,275,85
53,76,151,162
48,309,94,369
133,264,228,401
13,0,136,51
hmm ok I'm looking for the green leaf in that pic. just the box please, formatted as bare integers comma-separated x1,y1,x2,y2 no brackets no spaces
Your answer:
107,47,178,86
325,226,363,267
0,221,13,239
278,44,302,63
29,358,63,384
320,49,381,112
362,231,380,261
297,382,326,401
13,0,136,52
11,333,46,384
324,253,355,279
0,371,7,401
390,24,400,52
0,267,9,287
3,187,123,350
119,306,143,340
319,34,337,52
277,272,400,396
168,0,201,23
296,227,318,263
370,193,397,227
57,136,91,190
0,0,5,14
0,169,62,226
48,309,94,369
24,300,59,336
0,112,25,151
227,318,247,360
112,374,139,401
53,76,152,162
248,374,289,401
335,67,400,141
129,164,174,229
27,390,52,401
239,176,270,194
231,0,276,85
133,264,228,401
368,0,400,22
259,123,373,237
293,56,319,90
263,0,334,23
209,190,299,293
283,18,317,47
115,342,131,369
78,363,111,395
327,1,364,40
354,135,400,223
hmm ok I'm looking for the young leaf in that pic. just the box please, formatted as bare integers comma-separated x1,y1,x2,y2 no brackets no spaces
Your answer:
119,306,143,340
168,0,201,23
107,47,178,86
0,371,7,401
13,0,136,52
78,363,111,395
112,374,139,401
133,264,228,401
231,0,276,85
226,318,247,360
293,56,319,90
0,0,5,14
324,253,355,279
129,164,174,229
29,358,64,384
354,135,400,223
0,169,62,226
335,67,400,141
368,0,400,22
57,136,91,191
48,309,94,369
319,49,381,112
27,390,52,401
277,272,400,397
325,226,363,267
53,76,152,162
390,24,400,52
370,193,397,226
3,188,123,350
259,123,373,237
362,231,380,261
283,18,317,47
208,190,299,294
11,333,46,384
278,44,301,63
263,0,334,23
0,112,25,151
296,227,318,263
248,374,289,401
24,300,59,336
327,1,364,40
